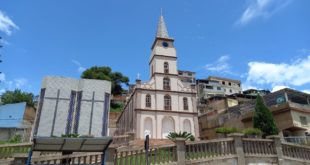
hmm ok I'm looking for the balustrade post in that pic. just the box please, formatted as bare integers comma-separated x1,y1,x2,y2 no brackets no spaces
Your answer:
174,138,186,165
228,133,245,165
267,135,284,165
12,153,28,165
105,147,117,165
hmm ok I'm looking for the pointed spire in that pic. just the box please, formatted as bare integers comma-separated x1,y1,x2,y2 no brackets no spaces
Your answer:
156,10,170,39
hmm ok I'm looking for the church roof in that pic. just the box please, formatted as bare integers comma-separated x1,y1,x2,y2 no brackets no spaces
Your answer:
156,15,170,39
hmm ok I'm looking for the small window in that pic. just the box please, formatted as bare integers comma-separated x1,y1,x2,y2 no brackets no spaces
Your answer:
217,87,221,90
229,89,232,93
164,62,169,74
146,94,151,108
183,97,188,110
300,116,308,126
163,77,170,90
205,86,213,89
164,95,171,110
228,82,231,86
188,73,192,76
222,81,225,85
238,83,241,87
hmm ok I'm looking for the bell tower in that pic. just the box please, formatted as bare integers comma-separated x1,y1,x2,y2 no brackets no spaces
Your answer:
149,14,178,79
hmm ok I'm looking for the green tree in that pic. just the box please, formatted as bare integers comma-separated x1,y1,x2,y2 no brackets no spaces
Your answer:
1,89,34,107
81,66,129,95
253,95,279,137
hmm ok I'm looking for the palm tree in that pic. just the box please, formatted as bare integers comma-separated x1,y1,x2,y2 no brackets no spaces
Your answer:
166,131,195,141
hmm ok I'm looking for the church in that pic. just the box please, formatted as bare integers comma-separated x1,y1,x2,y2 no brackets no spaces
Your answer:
116,15,199,139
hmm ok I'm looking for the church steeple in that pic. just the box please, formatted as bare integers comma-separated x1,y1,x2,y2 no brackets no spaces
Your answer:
156,13,170,39
151,12,174,50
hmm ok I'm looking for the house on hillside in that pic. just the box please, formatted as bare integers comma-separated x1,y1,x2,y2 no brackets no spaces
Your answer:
198,94,256,139
0,102,36,142
201,88,310,140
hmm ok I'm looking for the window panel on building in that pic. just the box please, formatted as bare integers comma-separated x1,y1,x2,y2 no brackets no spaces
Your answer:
164,62,169,74
146,94,151,108
164,95,171,110
300,116,308,126
163,77,170,90
183,97,188,110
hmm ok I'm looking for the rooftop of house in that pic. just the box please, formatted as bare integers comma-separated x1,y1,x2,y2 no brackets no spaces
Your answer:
207,76,241,84
0,102,27,128
178,70,196,74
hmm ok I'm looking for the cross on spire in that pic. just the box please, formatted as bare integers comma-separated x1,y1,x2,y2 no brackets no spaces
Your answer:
137,73,140,80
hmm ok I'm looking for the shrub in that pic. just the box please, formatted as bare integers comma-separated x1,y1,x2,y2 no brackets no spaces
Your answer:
166,132,195,141
8,134,22,143
242,128,262,136
215,127,239,134
61,133,80,138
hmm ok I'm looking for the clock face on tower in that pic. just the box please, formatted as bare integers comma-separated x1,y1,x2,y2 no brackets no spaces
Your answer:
162,42,169,47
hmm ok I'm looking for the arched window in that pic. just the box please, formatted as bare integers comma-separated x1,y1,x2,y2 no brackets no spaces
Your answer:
163,77,170,90
164,62,169,74
162,117,175,138
146,94,151,108
183,97,188,110
164,95,171,110
183,119,191,133
144,117,153,138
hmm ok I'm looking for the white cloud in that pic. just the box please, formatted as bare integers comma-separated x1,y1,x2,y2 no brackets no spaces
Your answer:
204,55,236,75
242,83,258,91
237,0,291,25
0,73,5,82
14,78,28,88
72,60,86,73
271,85,290,92
0,10,19,35
247,56,310,87
0,88,5,94
0,76,29,93
302,90,310,94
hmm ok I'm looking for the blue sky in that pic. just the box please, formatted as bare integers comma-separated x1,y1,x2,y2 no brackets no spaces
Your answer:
0,0,309,95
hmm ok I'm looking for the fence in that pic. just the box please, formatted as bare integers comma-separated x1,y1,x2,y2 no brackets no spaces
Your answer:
114,144,177,165
284,136,310,145
185,138,235,160
282,142,310,160
32,152,103,164
4,135,310,165
0,143,31,159
243,138,276,156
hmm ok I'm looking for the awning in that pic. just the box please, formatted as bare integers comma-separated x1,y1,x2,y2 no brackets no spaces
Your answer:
32,136,113,152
